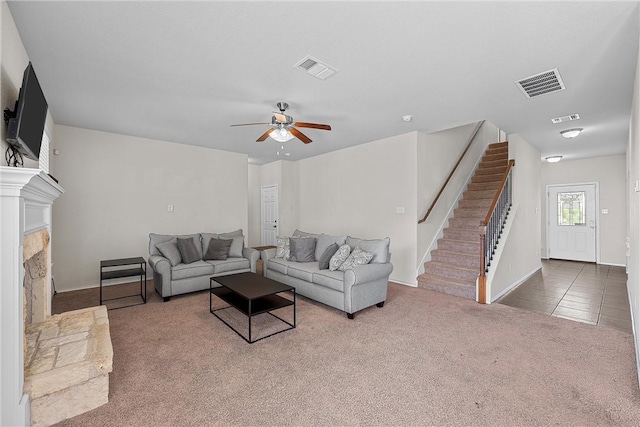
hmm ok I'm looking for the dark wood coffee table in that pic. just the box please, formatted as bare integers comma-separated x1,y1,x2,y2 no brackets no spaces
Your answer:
209,272,296,343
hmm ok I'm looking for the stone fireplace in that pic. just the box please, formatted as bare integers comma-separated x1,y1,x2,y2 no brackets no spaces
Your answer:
0,167,63,425
1,167,113,426
23,228,51,326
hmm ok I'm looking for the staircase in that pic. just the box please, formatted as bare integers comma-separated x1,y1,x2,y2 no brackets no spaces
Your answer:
418,142,509,299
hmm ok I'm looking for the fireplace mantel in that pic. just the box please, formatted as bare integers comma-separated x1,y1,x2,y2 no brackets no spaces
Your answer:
0,166,64,426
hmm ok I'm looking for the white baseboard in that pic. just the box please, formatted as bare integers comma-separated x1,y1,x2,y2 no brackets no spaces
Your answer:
390,280,417,288
56,277,149,293
491,266,541,302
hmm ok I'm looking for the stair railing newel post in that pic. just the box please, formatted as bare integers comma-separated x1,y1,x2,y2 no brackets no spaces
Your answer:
478,224,487,304
477,159,515,305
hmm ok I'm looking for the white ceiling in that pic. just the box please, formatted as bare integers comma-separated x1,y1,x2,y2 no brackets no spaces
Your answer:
7,1,640,165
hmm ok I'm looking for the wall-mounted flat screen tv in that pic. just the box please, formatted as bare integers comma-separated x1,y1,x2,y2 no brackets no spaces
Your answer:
6,62,48,160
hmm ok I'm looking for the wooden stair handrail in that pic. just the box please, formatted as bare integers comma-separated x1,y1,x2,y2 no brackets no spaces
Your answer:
418,120,485,224
480,159,515,227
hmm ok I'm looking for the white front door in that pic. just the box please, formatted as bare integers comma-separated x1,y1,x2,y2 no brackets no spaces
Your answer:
261,185,278,246
548,184,597,262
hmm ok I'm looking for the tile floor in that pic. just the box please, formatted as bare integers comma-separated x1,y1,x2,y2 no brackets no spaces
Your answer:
497,259,632,333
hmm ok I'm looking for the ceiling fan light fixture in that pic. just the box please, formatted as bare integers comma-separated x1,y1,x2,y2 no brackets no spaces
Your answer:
560,128,583,139
545,155,563,163
269,127,294,142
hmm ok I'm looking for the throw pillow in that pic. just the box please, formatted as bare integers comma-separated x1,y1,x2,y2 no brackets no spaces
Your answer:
289,237,317,262
217,231,244,258
275,236,290,259
338,248,374,271
156,239,182,267
329,244,351,271
204,238,232,260
315,234,347,261
177,237,200,264
318,243,339,270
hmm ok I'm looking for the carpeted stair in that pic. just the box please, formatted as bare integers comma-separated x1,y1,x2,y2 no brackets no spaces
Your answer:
418,142,508,299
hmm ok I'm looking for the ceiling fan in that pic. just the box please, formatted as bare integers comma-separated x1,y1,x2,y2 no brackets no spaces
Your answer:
231,102,331,144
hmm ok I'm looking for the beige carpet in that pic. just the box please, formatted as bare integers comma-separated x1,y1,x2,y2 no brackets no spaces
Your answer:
53,282,640,426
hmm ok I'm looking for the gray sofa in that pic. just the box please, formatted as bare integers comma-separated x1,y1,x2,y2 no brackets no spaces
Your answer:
148,230,259,301
261,231,393,318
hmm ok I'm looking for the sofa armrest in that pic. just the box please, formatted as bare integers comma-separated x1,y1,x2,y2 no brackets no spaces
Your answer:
260,249,277,276
148,254,172,297
343,262,394,315
243,247,260,273
344,263,394,287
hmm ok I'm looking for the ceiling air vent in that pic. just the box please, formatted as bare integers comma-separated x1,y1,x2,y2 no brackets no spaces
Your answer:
294,55,339,80
551,113,580,124
515,68,565,98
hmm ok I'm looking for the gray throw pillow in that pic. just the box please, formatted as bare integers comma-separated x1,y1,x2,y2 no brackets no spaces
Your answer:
318,243,339,270
315,234,347,261
338,248,374,271
177,237,200,264
156,239,182,266
329,244,351,271
204,238,232,260
289,237,317,262
293,229,319,238
218,231,244,257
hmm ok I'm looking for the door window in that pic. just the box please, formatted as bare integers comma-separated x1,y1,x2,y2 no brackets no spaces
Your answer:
557,191,586,226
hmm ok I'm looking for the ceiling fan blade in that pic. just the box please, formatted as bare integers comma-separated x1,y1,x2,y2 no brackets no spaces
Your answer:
290,127,312,144
256,128,274,142
294,122,332,131
230,122,271,127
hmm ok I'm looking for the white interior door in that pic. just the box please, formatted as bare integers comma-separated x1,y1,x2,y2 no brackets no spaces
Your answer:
261,185,278,246
548,184,597,262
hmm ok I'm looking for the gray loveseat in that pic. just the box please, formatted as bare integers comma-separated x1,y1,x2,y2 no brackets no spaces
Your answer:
148,230,259,301
261,231,393,318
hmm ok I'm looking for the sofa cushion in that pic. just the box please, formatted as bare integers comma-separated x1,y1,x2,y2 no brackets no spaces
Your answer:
287,262,319,282
204,238,232,260
338,248,374,271
177,237,201,264
293,229,319,238
150,233,203,258
267,257,291,275
315,234,347,261
275,236,290,259
289,237,317,262
156,239,182,267
172,260,214,280
318,243,339,270
329,244,351,271
312,270,344,292
201,233,217,255
346,236,390,264
207,257,250,274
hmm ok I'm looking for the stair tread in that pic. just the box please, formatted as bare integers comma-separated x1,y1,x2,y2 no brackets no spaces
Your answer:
418,273,475,287
425,260,477,273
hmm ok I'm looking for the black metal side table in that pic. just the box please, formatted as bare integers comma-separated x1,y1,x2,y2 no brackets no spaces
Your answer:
100,257,147,309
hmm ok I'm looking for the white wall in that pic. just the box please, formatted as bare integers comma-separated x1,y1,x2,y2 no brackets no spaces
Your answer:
540,155,627,266
51,125,248,291
247,163,261,247
489,133,541,300
297,132,418,285
417,121,501,272
0,0,38,168
627,23,640,388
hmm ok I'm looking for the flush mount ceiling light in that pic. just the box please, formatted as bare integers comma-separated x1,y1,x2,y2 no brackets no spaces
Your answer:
545,156,563,163
402,115,413,122
560,128,583,139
